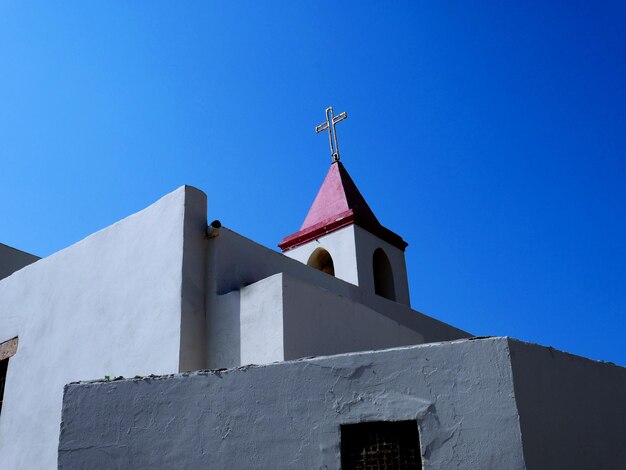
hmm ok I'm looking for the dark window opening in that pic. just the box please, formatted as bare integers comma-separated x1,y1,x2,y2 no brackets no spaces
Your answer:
307,248,335,276
0,358,8,415
0,337,18,417
373,248,396,301
341,420,422,470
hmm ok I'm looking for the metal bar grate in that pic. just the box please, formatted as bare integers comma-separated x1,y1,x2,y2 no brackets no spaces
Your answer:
341,420,422,470
0,359,8,415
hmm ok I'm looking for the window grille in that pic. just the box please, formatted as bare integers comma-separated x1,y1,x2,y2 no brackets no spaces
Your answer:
341,420,422,470
0,337,18,417
0,359,8,415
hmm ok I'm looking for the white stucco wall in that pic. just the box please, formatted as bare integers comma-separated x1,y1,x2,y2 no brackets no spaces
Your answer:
58,338,530,469
206,290,241,369
0,183,465,468
58,337,626,469
353,225,410,306
179,187,208,371
282,273,422,360
206,230,469,368
509,339,626,468
0,185,205,469
240,274,284,365
283,225,359,286
209,270,424,369
205,225,469,369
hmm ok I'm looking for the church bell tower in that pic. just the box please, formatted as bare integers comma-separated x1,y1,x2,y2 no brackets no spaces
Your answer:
279,107,410,306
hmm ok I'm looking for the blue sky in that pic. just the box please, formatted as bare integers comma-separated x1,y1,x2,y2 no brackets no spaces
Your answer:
1,2,625,365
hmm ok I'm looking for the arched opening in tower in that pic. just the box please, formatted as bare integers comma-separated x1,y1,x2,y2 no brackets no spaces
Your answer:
307,248,335,276
373,248,396,301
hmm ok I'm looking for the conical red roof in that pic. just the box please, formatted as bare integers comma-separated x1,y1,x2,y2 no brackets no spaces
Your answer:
279,162,407,251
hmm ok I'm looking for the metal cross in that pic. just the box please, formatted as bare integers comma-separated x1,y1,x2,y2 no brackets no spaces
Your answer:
315,106,348,162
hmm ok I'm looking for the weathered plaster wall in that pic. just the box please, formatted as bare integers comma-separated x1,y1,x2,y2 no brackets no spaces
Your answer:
509,339,626,469
0,242,39,281
205,228,469,369
58,337,526,469
0,186,206,469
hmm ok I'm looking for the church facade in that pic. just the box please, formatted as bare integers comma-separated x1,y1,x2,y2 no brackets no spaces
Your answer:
0,160,472,468
1,109,625,468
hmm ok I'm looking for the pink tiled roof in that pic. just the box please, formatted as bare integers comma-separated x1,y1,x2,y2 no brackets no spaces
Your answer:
279,162,407,252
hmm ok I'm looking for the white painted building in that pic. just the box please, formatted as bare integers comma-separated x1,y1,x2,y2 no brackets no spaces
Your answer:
0,160,468,468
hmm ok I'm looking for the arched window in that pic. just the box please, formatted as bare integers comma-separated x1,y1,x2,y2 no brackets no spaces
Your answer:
307,248,335,276
373,248,395,301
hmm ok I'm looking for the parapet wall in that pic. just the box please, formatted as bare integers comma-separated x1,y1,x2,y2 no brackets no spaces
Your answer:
58,337,626,469
58,338,526,469
509,338,626,468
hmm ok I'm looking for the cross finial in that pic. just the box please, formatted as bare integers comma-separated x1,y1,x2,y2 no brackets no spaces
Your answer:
315,106,347,162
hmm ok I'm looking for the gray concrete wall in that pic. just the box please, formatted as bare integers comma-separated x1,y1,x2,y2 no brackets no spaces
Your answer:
509,339,626,470
0,242,39,281
58,337,526,470
0,186,205,469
